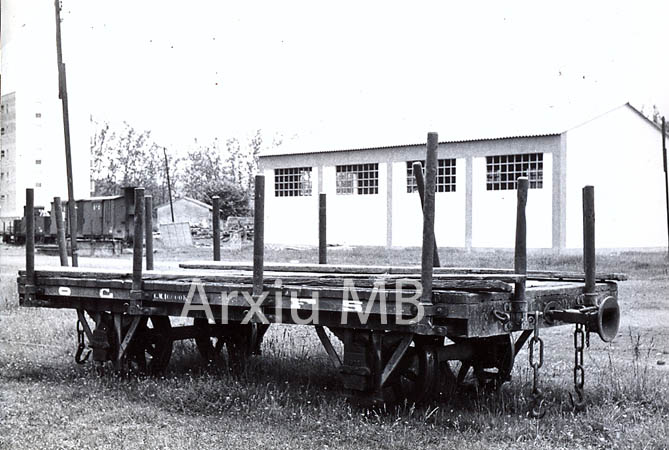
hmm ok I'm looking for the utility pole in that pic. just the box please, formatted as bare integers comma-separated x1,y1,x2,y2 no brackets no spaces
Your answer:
163,147,175,222
55,0,78,266
663,117,668,257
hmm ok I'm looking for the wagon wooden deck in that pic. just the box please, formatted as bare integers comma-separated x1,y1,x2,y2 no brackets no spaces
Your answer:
19,263,621,337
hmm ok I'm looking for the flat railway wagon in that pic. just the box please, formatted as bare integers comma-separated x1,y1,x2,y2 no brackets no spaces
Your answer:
17,133,624,414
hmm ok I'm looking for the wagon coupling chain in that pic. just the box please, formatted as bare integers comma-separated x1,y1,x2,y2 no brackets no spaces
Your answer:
570,323,587,410
74,319,91,364
528,310,545,418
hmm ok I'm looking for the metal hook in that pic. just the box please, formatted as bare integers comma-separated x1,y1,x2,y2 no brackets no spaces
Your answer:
529,395,546,419
493,310,511,324
570,389,587,411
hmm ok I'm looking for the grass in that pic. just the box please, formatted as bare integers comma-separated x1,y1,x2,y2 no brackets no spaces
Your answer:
1,243,668,449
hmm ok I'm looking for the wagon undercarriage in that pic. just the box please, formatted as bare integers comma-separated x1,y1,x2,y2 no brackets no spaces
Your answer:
18,262,621,408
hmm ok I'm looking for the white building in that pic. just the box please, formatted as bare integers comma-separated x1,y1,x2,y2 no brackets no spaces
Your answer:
259,103,668,250
0,0,90,224
156,197,214,228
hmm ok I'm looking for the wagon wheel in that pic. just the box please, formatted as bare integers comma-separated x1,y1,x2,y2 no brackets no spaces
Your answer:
126,316,173,375
193,318,226,362
442,334,515,391
472,334,515,388
382,341,439,405
193,319,269,368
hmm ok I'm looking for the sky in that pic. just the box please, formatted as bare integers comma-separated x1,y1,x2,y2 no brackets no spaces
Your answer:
4,0,669,152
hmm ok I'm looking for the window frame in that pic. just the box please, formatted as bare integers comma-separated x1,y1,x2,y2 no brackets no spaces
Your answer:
485,153,543,191
336,163,379,195
274,167,313,197
406,159,457,193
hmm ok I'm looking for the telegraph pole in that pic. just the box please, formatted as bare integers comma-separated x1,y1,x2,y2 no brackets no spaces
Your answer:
163,147,175,222
55,0,78,266
663,117,669,256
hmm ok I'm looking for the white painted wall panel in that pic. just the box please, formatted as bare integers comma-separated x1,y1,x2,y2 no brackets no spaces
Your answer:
565,105,667,248
325,163,387,246
263,167,319,246
472,153,553,248
391,159,466,247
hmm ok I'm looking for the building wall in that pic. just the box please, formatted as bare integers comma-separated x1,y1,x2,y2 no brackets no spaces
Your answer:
157,199,212,228
391,158,466,247
0,0,91,224
472,152,554,248
565,105,667,248
325,163,387,246
0,93,17,220
260,135,560,248
264,167,320,245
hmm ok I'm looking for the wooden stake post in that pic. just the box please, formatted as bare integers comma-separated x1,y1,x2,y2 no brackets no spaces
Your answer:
420,133,438,304
253,176,265,296
513,177,529,328
145,195,154,271
583,186,596,305
132,188,145,294
213,196,221,261
412,161,440,268
25,189,35,301
54,197,68,266
319,193,327,264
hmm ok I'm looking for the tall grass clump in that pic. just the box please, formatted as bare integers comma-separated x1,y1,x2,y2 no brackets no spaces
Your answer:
595,329,669,411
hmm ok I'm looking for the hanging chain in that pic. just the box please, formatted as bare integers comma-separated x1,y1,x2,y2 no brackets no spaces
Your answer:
74,319,90,364
570,323,586,409
528,310,545,418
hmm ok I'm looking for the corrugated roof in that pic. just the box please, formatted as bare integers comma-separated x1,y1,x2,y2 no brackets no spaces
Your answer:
260,102,654,158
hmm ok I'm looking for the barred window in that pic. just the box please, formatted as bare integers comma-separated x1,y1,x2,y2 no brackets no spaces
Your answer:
336,163,379,195
274,167,312,197
406,159,456,193
486,153,543,190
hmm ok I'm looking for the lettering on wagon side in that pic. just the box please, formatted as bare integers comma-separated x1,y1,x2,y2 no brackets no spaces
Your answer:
152,292,188,302
290,296,317,309
58,286,71,296
99,288,113,299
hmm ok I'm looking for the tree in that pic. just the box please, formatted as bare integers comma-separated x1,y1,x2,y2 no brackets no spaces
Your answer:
181,139,225,202
180,140,250,218
90,119,180,206
179,130,282,217
91,120,282,218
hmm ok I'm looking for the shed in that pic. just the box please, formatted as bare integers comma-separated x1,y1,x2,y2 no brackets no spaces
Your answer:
156,197,213,227
258,102,668,250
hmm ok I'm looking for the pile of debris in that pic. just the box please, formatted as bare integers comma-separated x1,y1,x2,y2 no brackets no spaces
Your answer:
186,216,253,242
190,225,213,239
222,216,253,242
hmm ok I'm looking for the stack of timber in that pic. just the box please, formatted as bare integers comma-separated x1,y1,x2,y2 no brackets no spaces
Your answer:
179,261,627,282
